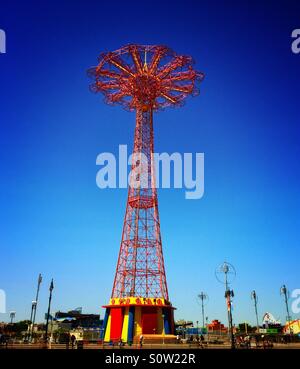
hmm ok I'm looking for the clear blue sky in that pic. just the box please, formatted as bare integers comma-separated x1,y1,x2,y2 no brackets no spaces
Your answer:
0,0,299,327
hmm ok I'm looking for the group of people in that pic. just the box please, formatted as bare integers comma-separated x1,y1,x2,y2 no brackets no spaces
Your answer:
236,334,274,349
176,334,206,347
0,333,9,348
115,334,144,348
64,333,77,349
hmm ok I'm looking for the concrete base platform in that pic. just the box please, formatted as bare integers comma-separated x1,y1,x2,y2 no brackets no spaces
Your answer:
133,334,177,344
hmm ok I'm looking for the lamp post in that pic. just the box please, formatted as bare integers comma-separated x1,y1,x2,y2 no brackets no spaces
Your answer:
225,288,235,348
197,292,208,331
28,301,37,341
28,301,34,340
29,273,42,342
244,321,248,334
49,311,55,347
206,316,209,344
280,284,292,336
251,290,259,333
45,279,54,344
10,311,16,324
215,261,236,349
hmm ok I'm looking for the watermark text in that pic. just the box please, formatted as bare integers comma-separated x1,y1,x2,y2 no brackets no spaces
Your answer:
96,145,204,200
0,29,6,54
291,29,300,54
0,289,6,313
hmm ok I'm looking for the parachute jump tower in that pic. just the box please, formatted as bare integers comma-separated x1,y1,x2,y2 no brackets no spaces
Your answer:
88,44,204,343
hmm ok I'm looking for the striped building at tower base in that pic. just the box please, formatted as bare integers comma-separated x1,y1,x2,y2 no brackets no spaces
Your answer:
101,297,175,343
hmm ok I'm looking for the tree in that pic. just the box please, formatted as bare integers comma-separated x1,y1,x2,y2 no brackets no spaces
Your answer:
237,323,253,333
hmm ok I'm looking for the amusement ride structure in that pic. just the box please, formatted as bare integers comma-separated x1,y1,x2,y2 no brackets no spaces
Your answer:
88,44,204,343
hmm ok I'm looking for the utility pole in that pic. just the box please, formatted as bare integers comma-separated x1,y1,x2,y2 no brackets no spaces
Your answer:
251,290,259,333
45,279,54,344
280,285,292,336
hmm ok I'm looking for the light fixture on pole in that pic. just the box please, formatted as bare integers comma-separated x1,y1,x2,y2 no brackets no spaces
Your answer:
206,316,209,344
197,292,209,331
29,273,42,342
45,279,54,344
28,301,37,341
251,290,259,333
10,311,16,324
215,261,236,349
280,284,292,336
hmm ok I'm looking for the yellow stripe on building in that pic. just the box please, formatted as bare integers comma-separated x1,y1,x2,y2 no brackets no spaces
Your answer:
134,306,142,336
104,313,111,342
157,307,163,334
121,307,129,342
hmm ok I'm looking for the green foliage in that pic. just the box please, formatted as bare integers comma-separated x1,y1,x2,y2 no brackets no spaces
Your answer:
237,323,253,333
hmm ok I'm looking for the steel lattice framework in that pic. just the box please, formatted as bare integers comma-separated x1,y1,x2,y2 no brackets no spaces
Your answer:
89,44,204,300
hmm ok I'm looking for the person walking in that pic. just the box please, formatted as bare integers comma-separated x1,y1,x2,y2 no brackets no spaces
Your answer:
65,333,70,350
70,334,76,349
139,334,144,348
200,334,205,348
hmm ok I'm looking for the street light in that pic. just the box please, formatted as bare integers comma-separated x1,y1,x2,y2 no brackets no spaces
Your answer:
29,273,42,342
215,261,236,349
10,311,16,324
251,290,259,333
28,300,37,341
197,292,208,331
244,321,248,335
206,316,209,344
280,284,292,336
45,279,54,344
224,288,235,348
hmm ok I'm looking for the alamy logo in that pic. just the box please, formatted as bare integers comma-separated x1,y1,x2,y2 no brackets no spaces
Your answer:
291,289,300,314
291,29,300,54
96,145,204,200
0,289,6,313
0,29,6,54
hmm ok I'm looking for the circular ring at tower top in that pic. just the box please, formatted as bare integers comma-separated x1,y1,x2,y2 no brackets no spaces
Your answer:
88,44,204,111
215,261,236,285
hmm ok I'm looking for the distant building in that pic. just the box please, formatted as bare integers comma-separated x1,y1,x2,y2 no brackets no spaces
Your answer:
0,322,7,333
175,320,194,337
207,319,227,333
262,312,281,326
175,320,193,328
54,310,102,330
283,319,300,335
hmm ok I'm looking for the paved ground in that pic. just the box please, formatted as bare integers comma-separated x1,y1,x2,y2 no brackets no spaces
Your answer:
1,342,300,349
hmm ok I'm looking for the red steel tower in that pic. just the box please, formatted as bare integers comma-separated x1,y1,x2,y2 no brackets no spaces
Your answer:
88,44,204,343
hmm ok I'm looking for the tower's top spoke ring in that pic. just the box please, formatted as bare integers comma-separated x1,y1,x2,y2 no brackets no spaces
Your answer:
88,44,204,111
